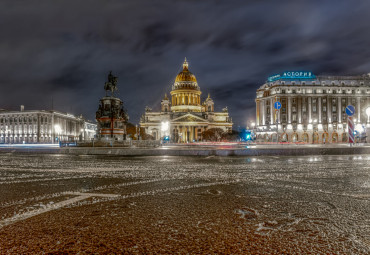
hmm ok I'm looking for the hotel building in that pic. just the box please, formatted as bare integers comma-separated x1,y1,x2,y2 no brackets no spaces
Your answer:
255,72,370,143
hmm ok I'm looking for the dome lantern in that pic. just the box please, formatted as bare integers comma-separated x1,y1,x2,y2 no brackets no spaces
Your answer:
174,58,198,83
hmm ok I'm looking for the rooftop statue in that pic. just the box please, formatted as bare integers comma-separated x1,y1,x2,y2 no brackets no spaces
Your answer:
104,71,118,95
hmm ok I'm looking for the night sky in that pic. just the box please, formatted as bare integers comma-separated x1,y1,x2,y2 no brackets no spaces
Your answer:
1,0,370,128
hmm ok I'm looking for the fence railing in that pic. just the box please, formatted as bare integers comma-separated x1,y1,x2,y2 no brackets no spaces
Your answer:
77,140,161,148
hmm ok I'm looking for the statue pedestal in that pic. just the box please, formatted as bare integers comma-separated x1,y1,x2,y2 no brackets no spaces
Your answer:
96,96,128,142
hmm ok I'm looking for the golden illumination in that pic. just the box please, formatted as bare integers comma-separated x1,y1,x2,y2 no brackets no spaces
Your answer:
174,58,197,83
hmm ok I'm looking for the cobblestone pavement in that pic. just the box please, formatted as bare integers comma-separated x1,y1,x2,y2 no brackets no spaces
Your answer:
0,154,369,254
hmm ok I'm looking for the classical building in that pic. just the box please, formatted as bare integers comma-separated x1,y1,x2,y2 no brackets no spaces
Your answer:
0,106,96,144
96,72,129,141
255,71,370,143
140,59,233,142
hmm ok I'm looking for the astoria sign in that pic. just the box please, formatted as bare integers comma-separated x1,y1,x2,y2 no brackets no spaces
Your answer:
267,71,316,82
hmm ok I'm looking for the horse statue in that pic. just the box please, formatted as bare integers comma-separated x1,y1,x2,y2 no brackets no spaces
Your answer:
104,71,118,95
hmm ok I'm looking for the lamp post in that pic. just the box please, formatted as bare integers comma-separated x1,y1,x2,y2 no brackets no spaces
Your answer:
275,110,279,144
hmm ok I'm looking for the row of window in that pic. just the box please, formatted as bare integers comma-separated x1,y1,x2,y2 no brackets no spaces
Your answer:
0,116,51,124
278,89,368,95
275,80,367,86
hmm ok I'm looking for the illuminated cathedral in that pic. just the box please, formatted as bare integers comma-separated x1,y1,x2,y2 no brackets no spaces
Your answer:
140,59,233,142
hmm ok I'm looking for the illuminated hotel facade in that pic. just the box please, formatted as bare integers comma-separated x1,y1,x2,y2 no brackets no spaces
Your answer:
0,106,96,144
140,59,233,142
255,72,370,143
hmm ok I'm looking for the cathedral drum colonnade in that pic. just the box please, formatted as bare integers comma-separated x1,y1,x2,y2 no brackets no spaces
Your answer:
140,59,233,142
255,72,370,144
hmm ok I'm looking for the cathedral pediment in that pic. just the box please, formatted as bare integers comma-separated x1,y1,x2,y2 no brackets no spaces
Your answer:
171,113,207,123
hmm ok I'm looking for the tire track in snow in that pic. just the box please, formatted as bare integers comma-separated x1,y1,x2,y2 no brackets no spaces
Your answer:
0,180,239,229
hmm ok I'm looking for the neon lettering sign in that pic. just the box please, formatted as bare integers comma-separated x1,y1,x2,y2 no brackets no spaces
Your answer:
268,71,316,82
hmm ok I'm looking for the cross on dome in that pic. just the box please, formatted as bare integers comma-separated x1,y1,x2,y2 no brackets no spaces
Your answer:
183,57,188,70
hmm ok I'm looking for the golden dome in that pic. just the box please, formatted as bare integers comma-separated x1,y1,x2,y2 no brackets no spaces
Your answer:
175,58,197,82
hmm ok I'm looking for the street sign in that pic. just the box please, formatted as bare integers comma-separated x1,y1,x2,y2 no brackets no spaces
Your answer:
345,105,355,116
274,101,282,110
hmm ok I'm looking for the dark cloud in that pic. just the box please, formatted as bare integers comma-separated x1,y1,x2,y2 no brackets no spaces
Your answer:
1,0,370,126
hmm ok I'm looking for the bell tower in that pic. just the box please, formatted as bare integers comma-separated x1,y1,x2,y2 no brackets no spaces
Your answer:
161,93,170,113
204,93,214,112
